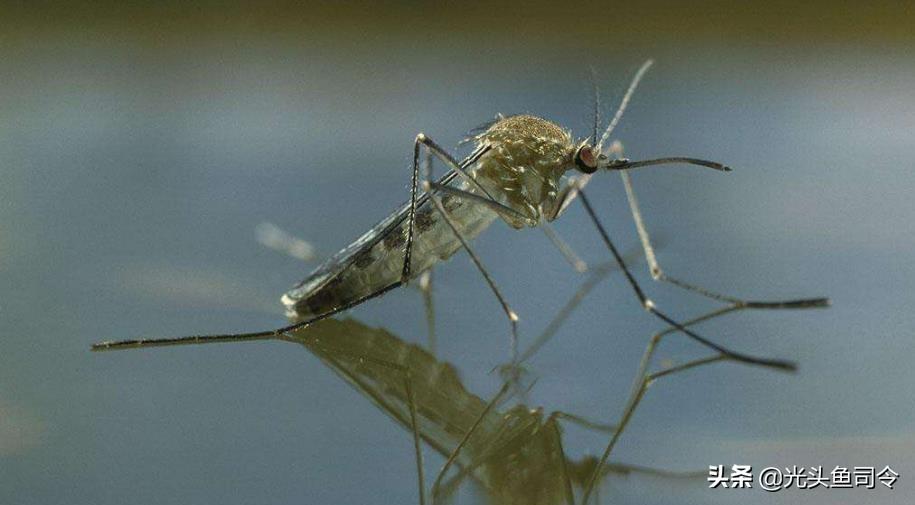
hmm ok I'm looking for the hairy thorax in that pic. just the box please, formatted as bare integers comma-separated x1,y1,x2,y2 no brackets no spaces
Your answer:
470,115,577,227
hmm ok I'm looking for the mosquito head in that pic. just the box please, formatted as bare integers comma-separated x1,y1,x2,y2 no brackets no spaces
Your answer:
573,142,607,174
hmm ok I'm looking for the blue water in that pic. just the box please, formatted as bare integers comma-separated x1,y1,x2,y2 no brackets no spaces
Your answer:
1,35,913,505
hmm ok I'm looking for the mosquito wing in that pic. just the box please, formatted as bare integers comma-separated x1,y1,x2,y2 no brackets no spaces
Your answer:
283,144,489,307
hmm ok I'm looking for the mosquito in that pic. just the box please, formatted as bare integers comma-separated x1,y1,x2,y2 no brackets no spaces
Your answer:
93,60,828,379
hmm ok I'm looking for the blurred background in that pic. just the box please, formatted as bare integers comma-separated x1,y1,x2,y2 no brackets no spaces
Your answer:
1,1,914,504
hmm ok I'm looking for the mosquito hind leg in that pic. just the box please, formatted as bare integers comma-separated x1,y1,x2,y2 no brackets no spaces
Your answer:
578,188,809,371
95,134,480,352
403,133,496,357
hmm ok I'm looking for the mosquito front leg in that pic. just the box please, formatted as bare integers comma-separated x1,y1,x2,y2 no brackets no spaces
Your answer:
577,189,798,371
584,294,832,503
619,169,829,309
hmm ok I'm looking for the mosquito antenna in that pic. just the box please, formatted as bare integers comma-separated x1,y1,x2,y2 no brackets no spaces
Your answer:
597,59,654,154
91,282,403,351
589,65,601,145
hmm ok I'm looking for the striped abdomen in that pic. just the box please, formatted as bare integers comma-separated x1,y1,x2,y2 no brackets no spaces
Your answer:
282,192,498,320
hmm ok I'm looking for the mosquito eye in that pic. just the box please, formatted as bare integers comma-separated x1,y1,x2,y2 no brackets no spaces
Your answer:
574,146,599,174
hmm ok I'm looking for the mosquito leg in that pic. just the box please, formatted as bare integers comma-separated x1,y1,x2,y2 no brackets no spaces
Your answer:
423,144,434,188
417,135,543,226
582,298,822,502
425,181,535,225
545,172,593,221
517,246,646,365
626,305,739,400
416,145,438,354
416,134,497,202
597,59,654,153
403,134,498,281
418,270,437,355
541,221,589,273
92,280,406,350
578,189,799,372
596,462,705,480
425,182,522,363
402,134,424,283
618,168,829,308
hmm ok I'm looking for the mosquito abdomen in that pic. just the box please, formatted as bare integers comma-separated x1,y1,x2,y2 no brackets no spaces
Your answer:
283,194,498,320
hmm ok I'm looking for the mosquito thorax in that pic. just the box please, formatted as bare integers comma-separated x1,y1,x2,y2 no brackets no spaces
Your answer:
474,115,577,225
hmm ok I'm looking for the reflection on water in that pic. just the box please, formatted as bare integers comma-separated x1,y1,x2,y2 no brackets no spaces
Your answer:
2,6,915,504
277,317,703,505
